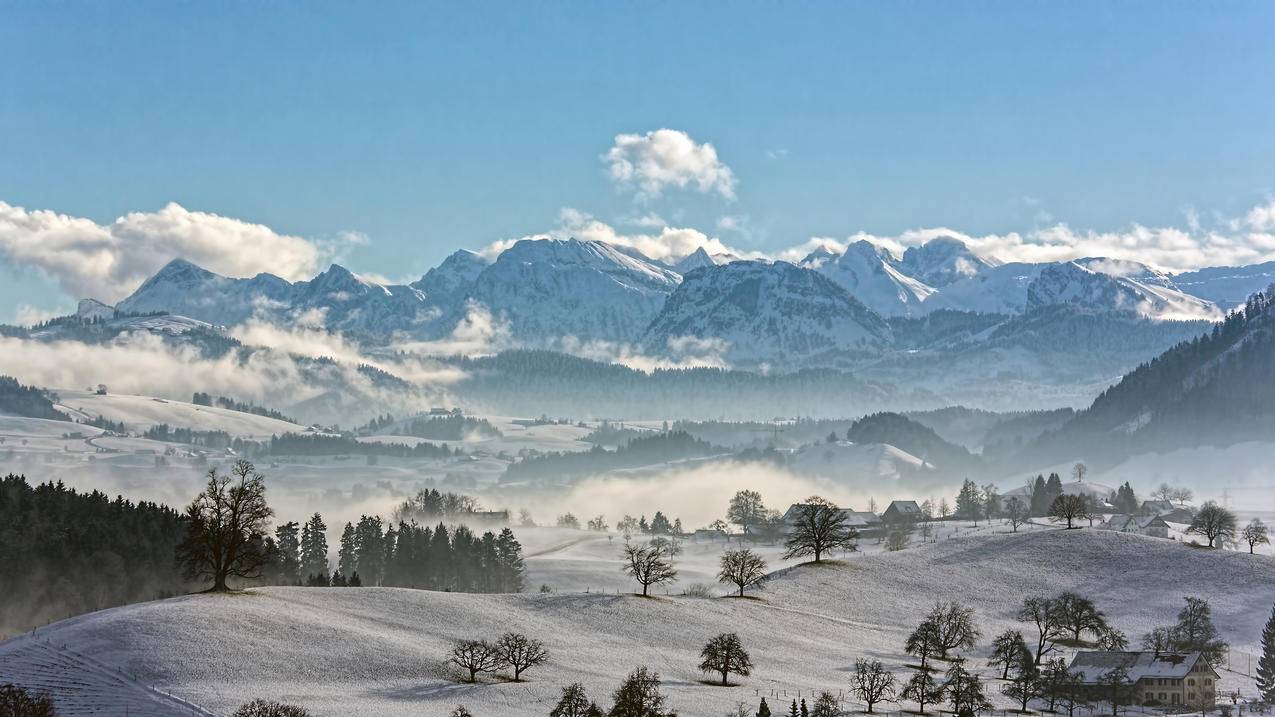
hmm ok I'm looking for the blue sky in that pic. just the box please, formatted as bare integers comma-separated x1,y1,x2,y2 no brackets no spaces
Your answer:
2,1,1273,320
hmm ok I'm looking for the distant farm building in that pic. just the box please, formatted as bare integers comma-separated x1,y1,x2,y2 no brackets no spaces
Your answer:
1068,651,1218,709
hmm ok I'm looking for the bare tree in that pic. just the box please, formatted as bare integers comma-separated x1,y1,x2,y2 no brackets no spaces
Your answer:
1048,494,1090,529
449,640,502,683
1018,596,1067,665
905,618,942,671
175,460,276,592
1071,463,1088,483
549,683,599,717
718,548,767,597
495,632,548,681
1152,483,1194,506
1056,592,1109,643
902,670,943,714
1243,518,1271,554
783,496,858,563
727,490,767,537
989,630,1032,679
1188,501,1238,548
853,658,897,713
1004,497,1028,532
622,543,678,596
929,602,980,658
699,633,753,686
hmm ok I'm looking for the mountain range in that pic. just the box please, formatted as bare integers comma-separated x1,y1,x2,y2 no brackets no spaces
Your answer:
15,234,1275,411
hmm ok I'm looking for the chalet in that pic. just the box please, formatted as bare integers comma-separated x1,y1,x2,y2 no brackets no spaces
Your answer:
1100,514,1170,539
881,500,923,524
1068,651,1218,709
781,503,882,537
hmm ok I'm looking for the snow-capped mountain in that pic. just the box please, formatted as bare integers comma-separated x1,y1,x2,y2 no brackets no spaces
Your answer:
463,238,680,343
812,240,935,317
670,247,736,274
642,260,890,365
1170,260,1275,310
115,258,445,338
1025,261,1220,320
115,258,295,325
411,249,489,306
898,236,999,287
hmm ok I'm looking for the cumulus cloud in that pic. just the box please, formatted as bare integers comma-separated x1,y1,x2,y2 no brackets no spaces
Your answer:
0,201,362,303
604,129,737,200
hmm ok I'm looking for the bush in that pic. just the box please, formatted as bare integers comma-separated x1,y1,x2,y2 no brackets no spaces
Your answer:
232,699,311,717
682,583,715,598
0,684,55,717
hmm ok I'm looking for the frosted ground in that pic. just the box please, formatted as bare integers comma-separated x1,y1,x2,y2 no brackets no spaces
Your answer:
2,529,1272,717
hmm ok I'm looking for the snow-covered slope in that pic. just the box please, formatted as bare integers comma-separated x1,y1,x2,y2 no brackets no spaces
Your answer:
53,390,306,437
464,238,680,343
289,264,441,337
785,440,930,483
411,249,490,307
642,261,891,364
4,530,1269,717
920,262,1045,315
1026,261,1221,320
812,241,935,317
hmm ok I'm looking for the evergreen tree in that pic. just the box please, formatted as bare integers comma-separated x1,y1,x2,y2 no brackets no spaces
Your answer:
1028,475,1049,516
954,480,983,523
1113,482,1139,514
1257,603,1275,702
496,527,526,593
274,521,301,585
299,513,329,580
649,511,672,535
338,522,357,578
756,697,771,717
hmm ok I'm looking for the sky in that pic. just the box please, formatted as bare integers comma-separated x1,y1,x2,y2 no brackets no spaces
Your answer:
1,1,1274,321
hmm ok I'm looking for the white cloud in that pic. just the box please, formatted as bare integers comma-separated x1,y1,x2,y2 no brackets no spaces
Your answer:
14,303,71,327
604,129,737,200
1245,198,1275,232
389,301,514,357
0,201,363,303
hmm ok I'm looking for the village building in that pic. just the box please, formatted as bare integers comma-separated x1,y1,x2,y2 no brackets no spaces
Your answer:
881,500,923,524
1068,651,1218,709
780,503,882,537
1100,513,1170,539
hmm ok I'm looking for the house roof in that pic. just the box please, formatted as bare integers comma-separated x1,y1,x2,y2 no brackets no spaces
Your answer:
782,504,880,526
1101,514,1169,531
885,500,922,515
1069,652,1210,684
1140,499,1175,514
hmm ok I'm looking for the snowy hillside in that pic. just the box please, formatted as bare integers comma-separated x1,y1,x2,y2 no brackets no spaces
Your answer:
1025,261,1220,321
53,390,306,437
3,529,1270,716
643,261,891,365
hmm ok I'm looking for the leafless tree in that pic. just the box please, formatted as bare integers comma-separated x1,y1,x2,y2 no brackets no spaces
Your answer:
783,496,858,563
727,490,767,537
175,460,276,592
622,543,678,596
1188,501,1238,548
449,640,502,682
853,658,897,713
1018,596,1067,664
1004,497,1029,532
717,548,767,597
699,632,753,686
1243,518,1270,554
495,632,549,681
929,602,980,658
1048,494,1091,529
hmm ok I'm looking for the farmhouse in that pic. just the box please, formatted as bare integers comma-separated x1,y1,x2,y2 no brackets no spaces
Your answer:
1100,514,1170,539
881,500,923,523
1068,651,1218,709
780,503,882,537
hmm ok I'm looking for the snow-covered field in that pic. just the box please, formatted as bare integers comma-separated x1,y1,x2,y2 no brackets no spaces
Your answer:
2,529,1270,717
54,389,307,437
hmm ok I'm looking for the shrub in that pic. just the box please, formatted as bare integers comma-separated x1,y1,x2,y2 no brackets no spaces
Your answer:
232,699,311,717
0,684,55,717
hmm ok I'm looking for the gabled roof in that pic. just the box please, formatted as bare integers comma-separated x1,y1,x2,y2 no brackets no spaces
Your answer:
1069,652,1210,684
782,504,880,526
885,500,922,515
